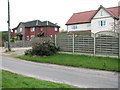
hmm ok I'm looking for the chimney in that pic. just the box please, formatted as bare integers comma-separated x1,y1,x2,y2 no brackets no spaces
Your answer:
36,20,39,26
47,21,48,26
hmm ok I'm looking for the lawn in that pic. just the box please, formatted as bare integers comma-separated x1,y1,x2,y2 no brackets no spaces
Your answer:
2,70,74,88
16,53,119,71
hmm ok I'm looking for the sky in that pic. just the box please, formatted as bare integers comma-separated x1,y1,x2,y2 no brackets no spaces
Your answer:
0,0,119,31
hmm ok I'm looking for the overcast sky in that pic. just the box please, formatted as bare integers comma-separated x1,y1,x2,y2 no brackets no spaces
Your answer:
0,0,119,31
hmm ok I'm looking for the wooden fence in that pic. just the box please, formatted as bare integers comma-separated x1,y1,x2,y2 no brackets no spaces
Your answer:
56,31,120,58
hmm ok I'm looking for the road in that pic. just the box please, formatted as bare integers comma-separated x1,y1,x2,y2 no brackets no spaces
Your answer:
1,56,118,88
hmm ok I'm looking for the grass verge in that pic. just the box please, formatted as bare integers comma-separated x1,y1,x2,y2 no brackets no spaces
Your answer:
16,53,119,71
2,70,74,88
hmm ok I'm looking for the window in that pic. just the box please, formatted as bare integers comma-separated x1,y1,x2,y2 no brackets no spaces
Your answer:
87,24,91,27
98,20,106,26
41,28,43,31
72,25,77,29
50,35,53,37
31,27,35,32
31,35,35,39
27,36,29,40
55,27,57,31
15,30,17,33
20,28,22,32
11,30,13,32
100,11,103,16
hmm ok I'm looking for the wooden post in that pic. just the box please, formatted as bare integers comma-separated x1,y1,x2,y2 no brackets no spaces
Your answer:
94,33,96,57
55,34,57,46
73,34,74,53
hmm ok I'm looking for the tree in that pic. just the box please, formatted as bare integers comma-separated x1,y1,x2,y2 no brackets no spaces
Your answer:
111,21,120,33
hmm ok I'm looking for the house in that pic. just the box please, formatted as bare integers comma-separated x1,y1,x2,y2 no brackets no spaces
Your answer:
66,5,119,33
11,20,60,40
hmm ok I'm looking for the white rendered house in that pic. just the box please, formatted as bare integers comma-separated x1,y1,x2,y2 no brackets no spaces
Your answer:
66,5,119,33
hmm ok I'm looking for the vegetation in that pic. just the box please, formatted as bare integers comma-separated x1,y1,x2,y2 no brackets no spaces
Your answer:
2,70,74,88
17,53,119,71
25,40,59,56
0,31,8,46
11,36,18,42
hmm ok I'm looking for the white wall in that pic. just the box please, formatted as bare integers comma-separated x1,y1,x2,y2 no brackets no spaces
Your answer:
91,8,115,33
91,17,114,33
67,23,91,32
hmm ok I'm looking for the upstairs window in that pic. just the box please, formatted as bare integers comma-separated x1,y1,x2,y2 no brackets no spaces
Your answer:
55,27,57,31
87,24,91,27
41,28,43,31
98,20,106,26
20,28,22,32
31,27,35,32
15,30,17,33
72,25,77,29
100,11,103,16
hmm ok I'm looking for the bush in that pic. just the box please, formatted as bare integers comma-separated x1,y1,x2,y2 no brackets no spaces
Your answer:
25,40,59,56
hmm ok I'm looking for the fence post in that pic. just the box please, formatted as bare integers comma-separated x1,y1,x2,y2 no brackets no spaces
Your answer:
118,33,120,59
73,34,74,53
55,34,57,46
94,33,96,57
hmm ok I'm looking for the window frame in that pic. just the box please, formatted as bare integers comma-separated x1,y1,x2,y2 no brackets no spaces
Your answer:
98,20,106,26
15,30,17,33
72,25,77,29
31,27,35,32
54,27,57,31
27,36,29,40
20,28,23,32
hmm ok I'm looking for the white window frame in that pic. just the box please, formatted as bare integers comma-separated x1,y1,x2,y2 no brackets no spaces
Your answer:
41,28,43,31
50,35,53,37
55,27,57,31
20,28,22,32
87,24,91,27
100,10,103,16
31,27,35,32
27,36,29,40
72,25,77,29
15,30,17,33
98,20,106,26
31,35,35,39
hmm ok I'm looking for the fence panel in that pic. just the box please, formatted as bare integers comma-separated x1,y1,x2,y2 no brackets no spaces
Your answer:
56,34,73,52
74,34,94,53
95,35,119,56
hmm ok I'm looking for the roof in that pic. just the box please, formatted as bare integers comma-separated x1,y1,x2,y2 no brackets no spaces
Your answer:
12,20,60,30
66,6,119,25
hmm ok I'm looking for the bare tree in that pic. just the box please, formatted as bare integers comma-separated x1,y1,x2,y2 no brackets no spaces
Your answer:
111,20,120,33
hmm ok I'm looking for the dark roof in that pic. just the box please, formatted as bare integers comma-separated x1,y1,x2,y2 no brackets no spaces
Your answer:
12,20,60,30
66,6,119,25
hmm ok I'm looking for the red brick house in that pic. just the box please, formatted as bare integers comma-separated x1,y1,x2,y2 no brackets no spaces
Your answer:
11,20,60,40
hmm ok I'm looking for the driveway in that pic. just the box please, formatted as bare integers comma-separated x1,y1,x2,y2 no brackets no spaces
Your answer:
1,56,118,88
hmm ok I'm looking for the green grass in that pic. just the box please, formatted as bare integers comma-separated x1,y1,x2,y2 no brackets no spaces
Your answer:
2,70,74,88
16,53,119,71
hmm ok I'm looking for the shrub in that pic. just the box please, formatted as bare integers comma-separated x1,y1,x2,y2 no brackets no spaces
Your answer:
25,40,59,56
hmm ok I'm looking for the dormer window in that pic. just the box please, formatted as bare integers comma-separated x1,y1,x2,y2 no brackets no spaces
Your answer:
20,28,22,32
15,30,17,33
100,10,103,16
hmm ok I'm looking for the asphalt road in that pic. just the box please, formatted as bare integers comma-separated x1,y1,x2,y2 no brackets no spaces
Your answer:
1,56,118,88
